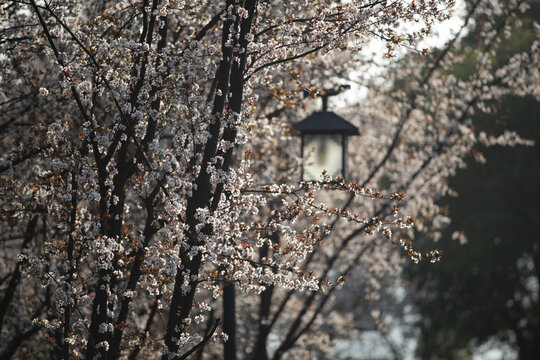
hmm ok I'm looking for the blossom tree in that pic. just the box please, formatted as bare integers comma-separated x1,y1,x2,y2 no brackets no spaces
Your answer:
0,0,538,359
224,0,540,358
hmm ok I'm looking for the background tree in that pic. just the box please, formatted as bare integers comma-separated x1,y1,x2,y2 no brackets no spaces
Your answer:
409,1,540,359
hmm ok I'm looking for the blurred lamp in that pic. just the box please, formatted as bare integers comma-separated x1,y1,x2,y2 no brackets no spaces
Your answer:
293,95,359,182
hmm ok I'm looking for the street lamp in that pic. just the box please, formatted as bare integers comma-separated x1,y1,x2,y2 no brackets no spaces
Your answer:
223,88,359,360
293,91,359,181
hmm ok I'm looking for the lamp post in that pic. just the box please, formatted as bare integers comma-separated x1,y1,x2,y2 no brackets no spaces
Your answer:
222,88,358,360
293,90,359,181
223,282,236,360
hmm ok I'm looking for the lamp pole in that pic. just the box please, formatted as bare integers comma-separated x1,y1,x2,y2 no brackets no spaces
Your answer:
322,94,328,112
223,282,237,360
316,84,350,113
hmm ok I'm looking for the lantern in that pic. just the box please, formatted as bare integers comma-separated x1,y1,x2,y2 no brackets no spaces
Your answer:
293,99,359,182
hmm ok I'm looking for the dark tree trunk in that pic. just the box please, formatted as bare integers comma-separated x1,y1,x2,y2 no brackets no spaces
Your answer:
161,0,257,358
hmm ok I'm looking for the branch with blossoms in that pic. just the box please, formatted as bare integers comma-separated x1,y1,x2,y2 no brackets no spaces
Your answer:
1,0,536,359
243,14,535,356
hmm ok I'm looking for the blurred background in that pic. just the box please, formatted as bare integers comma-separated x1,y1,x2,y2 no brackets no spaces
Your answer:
338,1,540,359
409,1,540,358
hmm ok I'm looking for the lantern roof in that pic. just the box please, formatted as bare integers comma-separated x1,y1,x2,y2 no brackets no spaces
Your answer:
293,111,360,135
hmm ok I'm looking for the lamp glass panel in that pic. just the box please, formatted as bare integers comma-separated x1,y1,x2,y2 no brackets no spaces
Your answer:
303,134,343,181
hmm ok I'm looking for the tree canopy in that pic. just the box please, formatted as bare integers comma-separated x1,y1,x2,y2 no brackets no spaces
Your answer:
0,0,538,359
